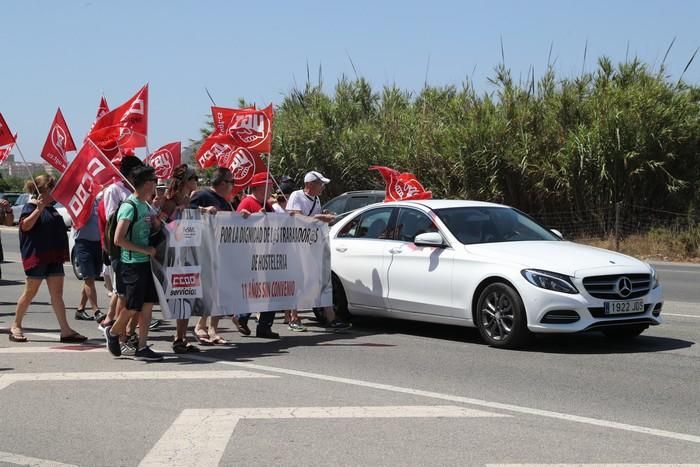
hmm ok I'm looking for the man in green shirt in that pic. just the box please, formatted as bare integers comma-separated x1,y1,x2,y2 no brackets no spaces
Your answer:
103,166,163,361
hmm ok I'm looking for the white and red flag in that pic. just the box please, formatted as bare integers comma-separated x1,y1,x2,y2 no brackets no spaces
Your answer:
224,104,273,153
52,140,126,230
39,108,76,172
195,132,267,195
88,84,148,158
210,105,255,135
0,112,16,147
370,166,432,202
144,141,181,180
0,134,17,165
89,96,110,131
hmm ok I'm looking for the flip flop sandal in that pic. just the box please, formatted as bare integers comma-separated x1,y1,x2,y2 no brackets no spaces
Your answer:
192,330,213,346
210,336,229,345
8,329,28,343
60,332,88,343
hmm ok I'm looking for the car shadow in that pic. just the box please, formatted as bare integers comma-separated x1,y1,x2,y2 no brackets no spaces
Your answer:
344,316,694,354
522,332,695,354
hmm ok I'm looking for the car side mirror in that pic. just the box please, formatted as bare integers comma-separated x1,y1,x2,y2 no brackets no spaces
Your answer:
414,232,446,248
550,229,563,239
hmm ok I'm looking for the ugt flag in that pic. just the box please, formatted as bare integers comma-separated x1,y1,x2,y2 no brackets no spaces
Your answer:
40,108,76,172
145,141,181,180
370,166,432,202
52,140,125,229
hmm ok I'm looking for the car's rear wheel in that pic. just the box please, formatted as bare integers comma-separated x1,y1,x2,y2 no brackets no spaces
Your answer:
476,282,531,349
601,324,648,340
71,249,84,281
332,274,351,321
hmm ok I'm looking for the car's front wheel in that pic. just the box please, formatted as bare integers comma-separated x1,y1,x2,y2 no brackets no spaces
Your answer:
601,324,648,340
476,282,531,349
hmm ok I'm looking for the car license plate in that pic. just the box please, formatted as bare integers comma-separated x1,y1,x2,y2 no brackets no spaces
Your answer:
604,300,644,315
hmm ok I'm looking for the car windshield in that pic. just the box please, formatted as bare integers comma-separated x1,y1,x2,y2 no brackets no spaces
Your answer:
434,206,559,244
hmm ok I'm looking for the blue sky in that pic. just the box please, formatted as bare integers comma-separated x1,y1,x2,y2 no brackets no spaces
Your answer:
2,0,699,162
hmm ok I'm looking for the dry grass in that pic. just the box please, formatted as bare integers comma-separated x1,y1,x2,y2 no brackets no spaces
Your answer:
577,230,700,263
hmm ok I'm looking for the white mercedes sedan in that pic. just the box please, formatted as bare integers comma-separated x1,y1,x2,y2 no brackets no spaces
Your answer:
329,200,663,348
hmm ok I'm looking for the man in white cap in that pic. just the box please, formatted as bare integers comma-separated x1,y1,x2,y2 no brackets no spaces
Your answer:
286,170,350,331
286,171,336,222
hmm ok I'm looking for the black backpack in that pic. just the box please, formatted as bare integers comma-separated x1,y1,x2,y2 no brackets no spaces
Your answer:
104,199,138,261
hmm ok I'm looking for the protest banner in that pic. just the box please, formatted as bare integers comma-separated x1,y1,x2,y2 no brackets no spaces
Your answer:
151,210,332,319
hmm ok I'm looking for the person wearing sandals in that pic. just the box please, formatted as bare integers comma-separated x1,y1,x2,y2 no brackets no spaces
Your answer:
189,167,235,345
9,175,87,344
73,198,104,322
158,164,216,352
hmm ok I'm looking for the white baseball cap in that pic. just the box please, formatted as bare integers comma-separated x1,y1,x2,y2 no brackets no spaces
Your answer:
304,171,330,184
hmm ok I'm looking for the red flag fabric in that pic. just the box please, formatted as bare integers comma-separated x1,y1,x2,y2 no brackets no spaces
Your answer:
0,136,16,165
52,140,126,230
144,141,181,180
96,96,109,120
88,85,148,155
370,166,432,202
89,96,110,132
210,105,255,135
216,146,267,195
40,108,76,172
224,104,273,153
0,113,16,146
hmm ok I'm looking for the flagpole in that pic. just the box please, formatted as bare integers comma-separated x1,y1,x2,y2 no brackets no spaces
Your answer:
11,139,41,195
262,151,274,212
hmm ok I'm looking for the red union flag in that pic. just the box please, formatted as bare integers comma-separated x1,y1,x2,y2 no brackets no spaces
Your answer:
89,96,110,132
145,141,181,180
211,105,255,135
370,166,432,202
40,108,76,172
225,104,273,153
88,85,148,153
0,113,16,146
52,140,125,230
0,136,16,165
217,146,266,191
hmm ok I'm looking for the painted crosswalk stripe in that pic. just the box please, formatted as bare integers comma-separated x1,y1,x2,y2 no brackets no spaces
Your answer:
488,464,700,466
0,370,276,391
140,405,507,467
0,449,79,466
0,346,103,354
177,353,700,445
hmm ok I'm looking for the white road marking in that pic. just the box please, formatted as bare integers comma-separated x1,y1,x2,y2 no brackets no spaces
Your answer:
488,464,700,466
177,354,700,445
0,346,102,354
0,449,78,466
665,313,700,318
0,370,276,391
139,405,503,467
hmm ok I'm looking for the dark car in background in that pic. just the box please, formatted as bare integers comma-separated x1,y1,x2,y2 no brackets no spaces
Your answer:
323,190,385,216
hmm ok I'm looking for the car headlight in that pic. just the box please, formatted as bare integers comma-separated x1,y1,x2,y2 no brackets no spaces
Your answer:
521,269,579,294
650,265,660,289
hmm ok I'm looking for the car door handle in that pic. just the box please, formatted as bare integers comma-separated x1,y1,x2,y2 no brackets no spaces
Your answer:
389,247,402,254
335,247,348,253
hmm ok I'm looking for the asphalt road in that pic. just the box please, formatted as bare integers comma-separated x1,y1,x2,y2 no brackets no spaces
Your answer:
0,226,699,466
